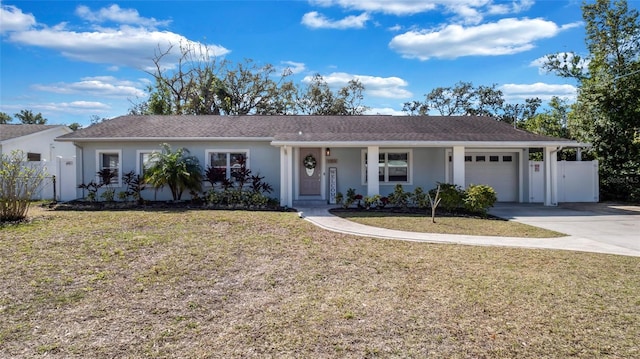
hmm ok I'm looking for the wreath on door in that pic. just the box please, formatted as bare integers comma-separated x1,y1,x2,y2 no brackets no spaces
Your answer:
303,154,317,170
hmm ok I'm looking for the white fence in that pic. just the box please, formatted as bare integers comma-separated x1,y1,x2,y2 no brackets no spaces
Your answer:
26,157,76,202
529,160,599,203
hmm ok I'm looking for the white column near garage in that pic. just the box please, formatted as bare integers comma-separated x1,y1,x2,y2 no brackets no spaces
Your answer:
452,146,465,188
367,146,380,196
279,145,293,208
544,146,558,206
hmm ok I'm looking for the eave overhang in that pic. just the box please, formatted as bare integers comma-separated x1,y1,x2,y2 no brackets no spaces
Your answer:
270,140,591,148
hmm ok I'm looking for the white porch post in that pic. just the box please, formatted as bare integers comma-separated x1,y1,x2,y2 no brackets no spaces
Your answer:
367,146,379,196
452,146,465,188
280,146,293,208
544,146,558,206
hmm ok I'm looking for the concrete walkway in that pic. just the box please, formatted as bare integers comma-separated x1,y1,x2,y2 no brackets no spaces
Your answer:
296,203,640,257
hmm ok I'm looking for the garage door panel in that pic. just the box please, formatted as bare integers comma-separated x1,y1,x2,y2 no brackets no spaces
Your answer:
466,153,517,202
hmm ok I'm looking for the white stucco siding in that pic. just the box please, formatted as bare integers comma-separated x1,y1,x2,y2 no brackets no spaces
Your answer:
410,148,446,193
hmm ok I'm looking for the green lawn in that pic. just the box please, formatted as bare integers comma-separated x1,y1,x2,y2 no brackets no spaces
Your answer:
331,210,566,237
0,207,638,358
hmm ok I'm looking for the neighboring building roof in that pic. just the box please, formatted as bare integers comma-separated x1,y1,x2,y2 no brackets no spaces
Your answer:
56,115,583,146
0,124,69,142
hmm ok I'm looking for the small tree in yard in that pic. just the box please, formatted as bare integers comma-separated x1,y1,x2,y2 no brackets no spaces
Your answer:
427,184,442,223
0,150,46,222
144,143,203,201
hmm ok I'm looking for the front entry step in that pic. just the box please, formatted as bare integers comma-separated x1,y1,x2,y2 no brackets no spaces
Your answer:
293,199,327,207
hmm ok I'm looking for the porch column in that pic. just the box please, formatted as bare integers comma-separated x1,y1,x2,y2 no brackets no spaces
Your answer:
280,146,293,208
452,146,465,188
544,146,558,206
367,146,379,196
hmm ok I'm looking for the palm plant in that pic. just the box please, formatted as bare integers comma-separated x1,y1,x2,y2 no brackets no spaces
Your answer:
144,143,203,201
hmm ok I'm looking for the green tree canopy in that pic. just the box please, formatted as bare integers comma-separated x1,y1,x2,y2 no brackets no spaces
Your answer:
130,44,369,116
545,0,640,201
14,110,47,124
0,112,12,124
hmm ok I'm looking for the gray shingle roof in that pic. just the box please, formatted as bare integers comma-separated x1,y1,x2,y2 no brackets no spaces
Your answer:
0,124,65,142
56,115,575,144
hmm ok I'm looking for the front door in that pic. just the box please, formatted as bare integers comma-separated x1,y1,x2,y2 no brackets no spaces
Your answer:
299,148,321,196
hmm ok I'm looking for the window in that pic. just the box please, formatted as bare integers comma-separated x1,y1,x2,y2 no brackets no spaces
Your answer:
27,152,41,161
476,155,486,162
503,155,513,162
464,155,472,162
96,150,121,186
364,150,411,184
206,150,249,183
490,156,499,162
137,150,158,176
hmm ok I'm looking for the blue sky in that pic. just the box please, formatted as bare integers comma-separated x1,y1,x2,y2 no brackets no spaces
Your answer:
1,0,629,127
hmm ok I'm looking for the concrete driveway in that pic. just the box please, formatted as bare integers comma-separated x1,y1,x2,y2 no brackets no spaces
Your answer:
489,202,640,255
299,202,640,257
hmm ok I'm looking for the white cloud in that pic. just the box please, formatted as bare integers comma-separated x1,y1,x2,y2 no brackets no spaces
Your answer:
301,11,370,29
0,4,36,33
280,61,307,75
309,0,437,15
389,18,581,60
488,0,534,15
75,4,171,28
308,0,533,23
8,25,229,70
7,101,112,115
302,72,412,99
3,4,229,70
500,82,577,102
32,76,147,98
365,107,405,115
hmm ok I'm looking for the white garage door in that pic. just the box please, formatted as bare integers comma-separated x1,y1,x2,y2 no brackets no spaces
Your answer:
466,153,518,202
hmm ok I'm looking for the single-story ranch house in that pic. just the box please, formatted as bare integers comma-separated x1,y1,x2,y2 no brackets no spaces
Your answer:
56,115,592,207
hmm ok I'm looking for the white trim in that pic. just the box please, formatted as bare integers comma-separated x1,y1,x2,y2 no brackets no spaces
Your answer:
361,148,413,186
279,146,293,207
95,149,122,187
366,146,379,196
518,149,525,202
57,137,271,142
271,140,589,148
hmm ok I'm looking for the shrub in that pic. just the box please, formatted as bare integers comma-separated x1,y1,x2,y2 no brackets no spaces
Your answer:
464,184,497,215
100,188,115,202
144,143,203,201
344,188,357,208
411,187,429,209
388,184,410,209
431,183,465,212
334,192,344,206
77,180,101,202
0,150,46,222
122,171,146,204
363,194,380,209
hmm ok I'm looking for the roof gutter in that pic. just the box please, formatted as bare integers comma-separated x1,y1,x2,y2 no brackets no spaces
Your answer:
55,136,274,142
269,140,591,148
